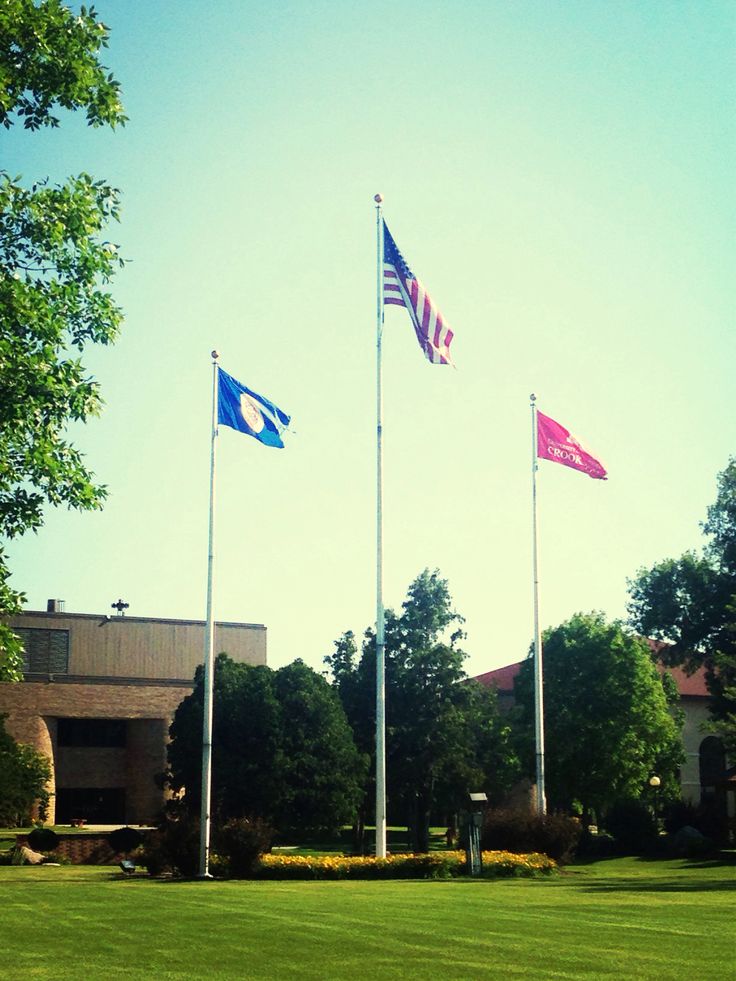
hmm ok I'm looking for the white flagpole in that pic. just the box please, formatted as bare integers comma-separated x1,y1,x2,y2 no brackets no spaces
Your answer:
530,393,547,815
199,349,220,878
374,193,387,858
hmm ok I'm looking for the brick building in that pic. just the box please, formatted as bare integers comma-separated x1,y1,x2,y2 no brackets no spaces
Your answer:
0,604,266,825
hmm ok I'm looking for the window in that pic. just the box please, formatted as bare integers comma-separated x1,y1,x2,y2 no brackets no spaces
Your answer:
55,788,126,824
17,627,69,674
57,718,127,748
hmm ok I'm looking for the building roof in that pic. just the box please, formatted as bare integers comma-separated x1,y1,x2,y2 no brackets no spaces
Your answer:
473,659,710,698
473,662,521,694
663,664,709,697
14,609,265,630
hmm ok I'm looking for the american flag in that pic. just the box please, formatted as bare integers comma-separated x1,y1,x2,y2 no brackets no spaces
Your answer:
382,221,454,365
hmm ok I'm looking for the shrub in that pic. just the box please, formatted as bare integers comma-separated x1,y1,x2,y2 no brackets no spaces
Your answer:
27,828,58,853
258,850,557,880
577,829,616,858
108,826,144,855
481,808,582,864
215,816,273,878
663,798,729,843
662,799,701,835
603,799,657,854
666,825,718,858
140,813,200,877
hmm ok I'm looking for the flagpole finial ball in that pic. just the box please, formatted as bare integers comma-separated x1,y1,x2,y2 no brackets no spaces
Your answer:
374,193,383,204
211,350,220,361
530,393,537,402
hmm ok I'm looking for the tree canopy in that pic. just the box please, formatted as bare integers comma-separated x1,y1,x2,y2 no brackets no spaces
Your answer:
325,569,519,852
0,0,125,679
513,612,684,820
0,1,125,130
167,654,366,836
628,458,736,752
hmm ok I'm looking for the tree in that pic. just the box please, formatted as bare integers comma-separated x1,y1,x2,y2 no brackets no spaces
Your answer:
0,1,126,678
272,660,368,835
513,613,684,821
628,459,736,752
0,713,52,824
324,570,519,852
168,656,284,822
167,655,365,836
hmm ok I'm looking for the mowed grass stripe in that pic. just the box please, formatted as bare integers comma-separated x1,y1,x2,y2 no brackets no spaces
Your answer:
1,859,734,980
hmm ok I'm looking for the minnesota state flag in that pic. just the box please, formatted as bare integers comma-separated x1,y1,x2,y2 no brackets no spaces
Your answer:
217,367,290,448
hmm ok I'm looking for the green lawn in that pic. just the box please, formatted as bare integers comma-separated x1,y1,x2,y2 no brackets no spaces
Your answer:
1,857,734,979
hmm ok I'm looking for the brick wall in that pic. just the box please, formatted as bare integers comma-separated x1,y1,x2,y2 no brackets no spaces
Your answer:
0,681,189,824
54,834,119,865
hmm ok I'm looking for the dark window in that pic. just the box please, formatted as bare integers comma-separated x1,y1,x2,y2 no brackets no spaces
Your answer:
55,788,126,824
57,718,127,748
17,627,69,674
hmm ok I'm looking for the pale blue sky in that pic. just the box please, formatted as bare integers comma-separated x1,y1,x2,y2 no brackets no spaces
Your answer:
4,0,735,677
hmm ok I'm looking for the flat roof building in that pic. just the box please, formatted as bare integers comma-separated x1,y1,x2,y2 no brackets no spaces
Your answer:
0,605,267,825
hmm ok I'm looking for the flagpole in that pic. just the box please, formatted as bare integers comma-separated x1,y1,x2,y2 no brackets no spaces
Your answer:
199,349,220,878
374,193,387,858
530,394,546,815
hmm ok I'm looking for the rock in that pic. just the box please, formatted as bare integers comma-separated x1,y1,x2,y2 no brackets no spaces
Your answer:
18,845,45,865
667,825,715,857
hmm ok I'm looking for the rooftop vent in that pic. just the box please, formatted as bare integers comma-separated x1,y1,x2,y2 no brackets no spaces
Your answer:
46,599,65,613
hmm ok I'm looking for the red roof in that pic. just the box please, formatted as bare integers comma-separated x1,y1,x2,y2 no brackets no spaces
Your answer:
473,659,709,698
661,664,709,697
473,662,522,693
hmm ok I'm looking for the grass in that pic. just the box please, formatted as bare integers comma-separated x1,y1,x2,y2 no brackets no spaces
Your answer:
1,856,734,979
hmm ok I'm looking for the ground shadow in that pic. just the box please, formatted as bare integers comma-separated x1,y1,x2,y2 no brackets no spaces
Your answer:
580,878,736,893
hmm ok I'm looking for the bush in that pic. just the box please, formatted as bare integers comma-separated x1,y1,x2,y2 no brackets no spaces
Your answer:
108,826,144,855
663,798,729,843
481,808,582,864
577,829,616,858
666,825,718,858
27,828,58,853
602,799,657,854
140,813,200,877
258,850,558,880
662,799,701,835
215,816,273,878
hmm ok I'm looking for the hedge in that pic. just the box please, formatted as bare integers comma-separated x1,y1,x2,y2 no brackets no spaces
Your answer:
257,849,557,880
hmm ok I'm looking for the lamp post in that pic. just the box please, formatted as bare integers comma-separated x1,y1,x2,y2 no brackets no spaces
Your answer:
649,775,661,831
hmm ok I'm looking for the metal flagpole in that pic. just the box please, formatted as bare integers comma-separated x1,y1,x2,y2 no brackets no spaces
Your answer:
199,349,220,878
374,193,387,858
530,393,547,815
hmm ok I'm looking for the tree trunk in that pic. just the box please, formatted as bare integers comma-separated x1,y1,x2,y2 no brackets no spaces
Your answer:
414,790,432,853
352,809,366,855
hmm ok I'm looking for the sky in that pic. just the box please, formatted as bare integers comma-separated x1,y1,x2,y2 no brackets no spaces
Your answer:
4,0,735,680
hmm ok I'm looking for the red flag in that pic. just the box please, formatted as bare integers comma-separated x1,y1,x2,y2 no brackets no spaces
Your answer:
537,410,607,480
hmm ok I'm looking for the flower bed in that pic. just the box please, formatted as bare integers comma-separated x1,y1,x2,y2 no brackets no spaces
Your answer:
258,850,557,880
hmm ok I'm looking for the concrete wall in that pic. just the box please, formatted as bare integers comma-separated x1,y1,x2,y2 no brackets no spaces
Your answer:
679,696,713,804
